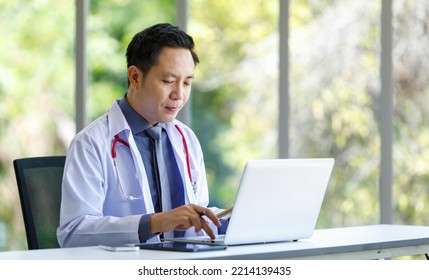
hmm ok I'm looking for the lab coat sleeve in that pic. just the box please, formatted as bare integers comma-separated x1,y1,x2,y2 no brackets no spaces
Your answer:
57,130,142,247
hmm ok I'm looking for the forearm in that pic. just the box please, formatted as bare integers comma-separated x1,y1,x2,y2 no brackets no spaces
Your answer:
57,214,142,247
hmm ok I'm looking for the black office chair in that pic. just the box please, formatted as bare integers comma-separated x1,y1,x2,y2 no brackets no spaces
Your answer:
13,156,66,249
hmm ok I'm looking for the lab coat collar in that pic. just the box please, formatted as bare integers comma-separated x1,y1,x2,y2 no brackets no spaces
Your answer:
108,100,131,139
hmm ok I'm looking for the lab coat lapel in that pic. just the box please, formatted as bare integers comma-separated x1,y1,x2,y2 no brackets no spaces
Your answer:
165,122,197,204
108,101,155,214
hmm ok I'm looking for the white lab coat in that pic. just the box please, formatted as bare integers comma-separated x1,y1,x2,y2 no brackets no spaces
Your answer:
57,100,217,247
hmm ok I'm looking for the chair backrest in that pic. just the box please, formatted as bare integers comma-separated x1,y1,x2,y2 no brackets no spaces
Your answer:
13,156,66,250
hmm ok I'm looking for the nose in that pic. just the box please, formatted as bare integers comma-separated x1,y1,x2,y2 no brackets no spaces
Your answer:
171,83,185,100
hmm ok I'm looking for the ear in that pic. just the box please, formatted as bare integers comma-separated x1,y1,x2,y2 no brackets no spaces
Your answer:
127,66,141,89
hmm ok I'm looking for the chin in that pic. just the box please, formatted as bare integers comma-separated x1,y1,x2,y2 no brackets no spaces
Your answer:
160,116,177,124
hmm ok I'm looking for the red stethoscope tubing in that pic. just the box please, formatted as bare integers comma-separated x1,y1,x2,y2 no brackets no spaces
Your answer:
111,125,193,184
174,124,193,184
111,134,130,158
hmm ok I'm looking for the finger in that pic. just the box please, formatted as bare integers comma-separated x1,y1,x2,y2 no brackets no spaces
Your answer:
174,216,192,230
189,210,205,232
192,207,220,239
198,210,207,217
200,217,216,239
172,205,200,228
198,208,221,227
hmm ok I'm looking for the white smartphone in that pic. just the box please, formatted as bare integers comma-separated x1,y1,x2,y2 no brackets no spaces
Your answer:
98,245,139,252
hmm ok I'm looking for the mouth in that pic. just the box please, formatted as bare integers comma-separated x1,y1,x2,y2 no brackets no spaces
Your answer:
165,105,180,114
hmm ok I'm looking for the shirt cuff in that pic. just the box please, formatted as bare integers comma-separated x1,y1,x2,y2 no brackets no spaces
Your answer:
138,214,157,242
218,218,230,235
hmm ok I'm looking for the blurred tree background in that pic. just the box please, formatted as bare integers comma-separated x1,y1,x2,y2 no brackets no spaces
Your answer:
0,0,428,254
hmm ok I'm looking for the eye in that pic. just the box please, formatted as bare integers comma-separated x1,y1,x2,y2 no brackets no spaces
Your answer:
163,80,174,84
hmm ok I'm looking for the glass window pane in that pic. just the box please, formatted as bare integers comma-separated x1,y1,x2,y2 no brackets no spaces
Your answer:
189,0,279,207
0,0,75,250
88,0,175,121
393,0,429,226
289,0,381,227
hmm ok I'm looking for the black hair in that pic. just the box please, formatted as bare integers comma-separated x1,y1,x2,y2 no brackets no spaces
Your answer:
126,23,199,79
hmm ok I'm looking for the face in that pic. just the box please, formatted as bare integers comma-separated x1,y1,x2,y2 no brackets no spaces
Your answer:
126,47,195,125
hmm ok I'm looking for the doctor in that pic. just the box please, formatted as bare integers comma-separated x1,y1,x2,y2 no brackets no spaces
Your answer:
57,23,222,247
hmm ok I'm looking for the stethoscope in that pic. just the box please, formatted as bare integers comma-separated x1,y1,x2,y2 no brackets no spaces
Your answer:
111,124,193,200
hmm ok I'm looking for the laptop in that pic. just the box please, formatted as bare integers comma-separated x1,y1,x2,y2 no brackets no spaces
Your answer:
165,158,335,246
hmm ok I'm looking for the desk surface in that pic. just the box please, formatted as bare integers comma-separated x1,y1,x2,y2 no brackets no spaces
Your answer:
1,224,429,260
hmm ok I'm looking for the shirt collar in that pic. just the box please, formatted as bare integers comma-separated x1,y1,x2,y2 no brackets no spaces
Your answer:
118,94,165,134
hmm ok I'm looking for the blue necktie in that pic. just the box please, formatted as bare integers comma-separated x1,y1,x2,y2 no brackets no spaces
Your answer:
146,126,166,212
147,126,185,237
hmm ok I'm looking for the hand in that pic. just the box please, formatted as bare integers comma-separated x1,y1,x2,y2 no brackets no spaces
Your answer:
150,204,221,239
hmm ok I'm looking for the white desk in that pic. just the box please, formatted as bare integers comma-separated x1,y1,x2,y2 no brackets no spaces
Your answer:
0,225,428,260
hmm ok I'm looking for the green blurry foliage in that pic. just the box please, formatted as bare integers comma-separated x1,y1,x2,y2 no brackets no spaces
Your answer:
87,0,175,119
190,0,278,208
0,0,75,250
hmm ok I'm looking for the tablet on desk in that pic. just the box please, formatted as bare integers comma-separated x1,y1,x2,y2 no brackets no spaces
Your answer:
137,242,227,252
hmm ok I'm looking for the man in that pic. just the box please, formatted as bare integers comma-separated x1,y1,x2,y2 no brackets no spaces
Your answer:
57,23,222,247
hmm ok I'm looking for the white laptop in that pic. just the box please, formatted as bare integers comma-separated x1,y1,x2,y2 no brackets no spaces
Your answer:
165,158,335,246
